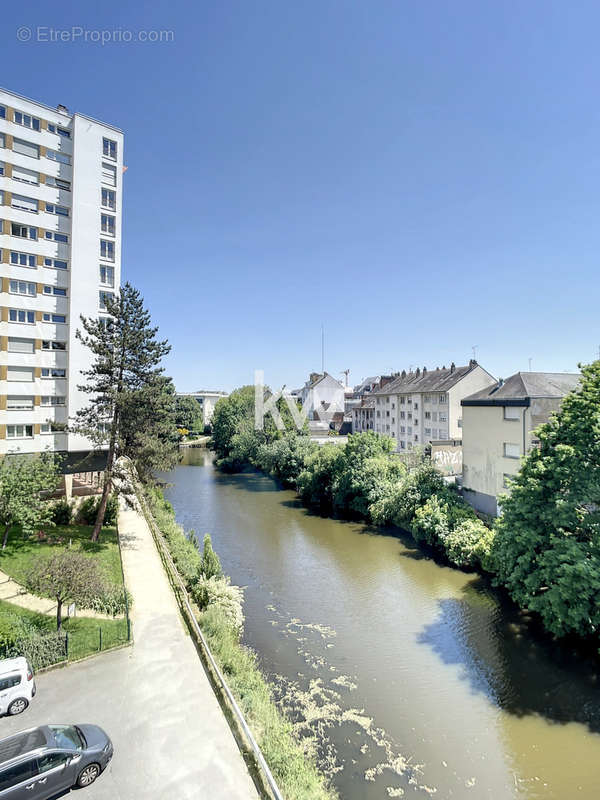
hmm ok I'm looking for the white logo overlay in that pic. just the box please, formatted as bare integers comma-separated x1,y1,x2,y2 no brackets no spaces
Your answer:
254,370,345,431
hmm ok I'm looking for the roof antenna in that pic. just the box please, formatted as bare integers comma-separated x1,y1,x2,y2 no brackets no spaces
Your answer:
528,357,532,372
321,324,325,374
471,345,478,361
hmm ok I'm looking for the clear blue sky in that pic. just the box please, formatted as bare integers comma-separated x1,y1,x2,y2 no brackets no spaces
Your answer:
4,1,599,391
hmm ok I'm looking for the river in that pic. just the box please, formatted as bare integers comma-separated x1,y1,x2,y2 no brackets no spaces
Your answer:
163,448,600,799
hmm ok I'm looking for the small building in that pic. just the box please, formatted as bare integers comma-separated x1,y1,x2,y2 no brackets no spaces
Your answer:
177,390,229,428
352,397,375,432
461,372,580,516
300,372,346,423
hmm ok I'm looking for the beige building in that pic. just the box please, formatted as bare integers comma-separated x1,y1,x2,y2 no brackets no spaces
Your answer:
461,372,580,516
372,360,496,452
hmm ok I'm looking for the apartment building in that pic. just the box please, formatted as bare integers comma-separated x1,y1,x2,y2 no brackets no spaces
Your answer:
461,372,580,516
0,88,123,455
372,360,496,451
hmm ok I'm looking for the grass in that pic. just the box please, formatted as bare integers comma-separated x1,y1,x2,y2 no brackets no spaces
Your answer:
0,523,123,591
0,598,129,662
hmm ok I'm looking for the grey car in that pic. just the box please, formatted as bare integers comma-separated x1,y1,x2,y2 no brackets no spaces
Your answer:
0,724,113,798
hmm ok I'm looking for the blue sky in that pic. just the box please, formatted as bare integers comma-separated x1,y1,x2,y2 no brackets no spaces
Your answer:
3,1,599,391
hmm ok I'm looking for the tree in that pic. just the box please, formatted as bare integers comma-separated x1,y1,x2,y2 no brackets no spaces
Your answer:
73,283,171,541
492,361,600,638
0,454,59,550
24,551,107,630
200,534,222,579
175,395,203,433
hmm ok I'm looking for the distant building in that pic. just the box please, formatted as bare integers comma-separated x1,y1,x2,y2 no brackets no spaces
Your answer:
177,390,228,428
300,372,345,423
372,361,496,452
350,375,395,433
461,372,580,516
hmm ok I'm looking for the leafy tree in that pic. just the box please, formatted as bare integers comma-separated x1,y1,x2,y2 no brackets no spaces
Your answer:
492,362,600,638
0,454,60,550
175,395,203,433
73,283,171,540
296,445,343,511
254,434,318,487
200,533,222,579
24,551,107,630
331,432,399,517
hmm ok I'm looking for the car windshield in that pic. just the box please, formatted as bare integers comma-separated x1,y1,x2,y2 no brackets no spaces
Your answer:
48,726,84,751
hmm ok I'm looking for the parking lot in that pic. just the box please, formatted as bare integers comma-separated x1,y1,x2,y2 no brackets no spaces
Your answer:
0,502,259,800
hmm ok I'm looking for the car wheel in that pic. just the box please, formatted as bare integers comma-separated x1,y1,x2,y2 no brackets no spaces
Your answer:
77,764,101,787
7,698,28,715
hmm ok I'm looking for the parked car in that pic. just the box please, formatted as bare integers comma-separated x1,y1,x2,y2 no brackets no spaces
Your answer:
0,723,113,797
0,659,36,717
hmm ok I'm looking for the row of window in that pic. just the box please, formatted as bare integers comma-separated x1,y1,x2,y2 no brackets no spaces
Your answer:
6,337,66,352
7,251,68,269
6,221,68,243
8,280,67,297
376,394,448,406
0,132,71,164
5,366,66,380
1,191,69,216
7,395,66,409
0,161,71,190
8,309,66,324
6,423,63,439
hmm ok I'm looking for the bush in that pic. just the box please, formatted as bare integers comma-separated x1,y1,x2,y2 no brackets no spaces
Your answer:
254,435,317,487
444,518,490,569
0,613,66,669
88,584,133,617
76,494,118,526
412,495,450,546
50,499,73,525
192,575,244,632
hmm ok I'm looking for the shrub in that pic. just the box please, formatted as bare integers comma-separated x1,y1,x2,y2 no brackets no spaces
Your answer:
88,584,133,617
297,445,342,511
5,629,66,670
412,495,450,546
200,533,222,580
50,499,73,526
254,435,317,487
76,494,118,526
444,518,490,569
192,575,244,632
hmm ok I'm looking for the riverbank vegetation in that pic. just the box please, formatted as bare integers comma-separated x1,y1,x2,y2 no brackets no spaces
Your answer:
210,364,600,646
146,487,337,800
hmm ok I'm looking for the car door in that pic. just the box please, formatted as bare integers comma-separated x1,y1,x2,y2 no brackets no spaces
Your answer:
0,757,39,799
34,752,75,798
0,678,10,714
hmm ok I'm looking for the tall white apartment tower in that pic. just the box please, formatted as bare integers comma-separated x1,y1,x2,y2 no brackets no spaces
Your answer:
0,88,123,456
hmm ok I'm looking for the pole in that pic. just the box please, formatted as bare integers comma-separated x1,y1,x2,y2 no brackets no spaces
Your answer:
321,324,324,373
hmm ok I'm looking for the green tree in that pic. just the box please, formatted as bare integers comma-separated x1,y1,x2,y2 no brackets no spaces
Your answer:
0,454,59,550
24,551,107,630
175,395,203,433
73,283,171,540
200,533,222,579
492,362,600,638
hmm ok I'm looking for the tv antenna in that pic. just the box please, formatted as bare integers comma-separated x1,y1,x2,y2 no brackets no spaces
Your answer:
340,369,350,387
471,345,478,361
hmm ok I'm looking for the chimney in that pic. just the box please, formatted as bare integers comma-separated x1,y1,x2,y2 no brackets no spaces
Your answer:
468,358,477,368
498,377,504,387
423,366,427,375
450,362,456,373
56,104,69,115
416,367,421,377
401,370,406,378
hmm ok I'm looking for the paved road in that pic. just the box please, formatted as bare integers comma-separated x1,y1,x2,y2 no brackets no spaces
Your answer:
0,501,259,800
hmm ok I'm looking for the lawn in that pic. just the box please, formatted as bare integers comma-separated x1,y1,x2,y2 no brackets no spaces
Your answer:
0,599,130,664
0,524,123,591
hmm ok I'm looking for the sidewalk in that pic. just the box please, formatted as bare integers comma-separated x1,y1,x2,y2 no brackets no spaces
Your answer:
117,498,260,799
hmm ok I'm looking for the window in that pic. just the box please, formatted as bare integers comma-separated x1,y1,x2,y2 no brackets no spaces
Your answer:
103,138,117,159
11,223,37,240
504,406,520,420
432,412,438,422
0,757,38,788
432,428,438,439
400,425,405,433
99,265,114,286
400,411,405,419
14,111,40,131
0,106,4,119
439,412,447,423
43,286,67,296
101,188,116,209
7,366,34,382
45,176,71,191
504,443,520,459
46,149,71,165
0,161,3,176
414,403,419,411
6,425,34,440
42,314,67,324
44,257,68,270
425,411,431,420
399,441,405,450
11,194,38,213
45,231,68,243
41,396,66,406
8,309,35,324
9,280,36,296
98,422,111,435
8,337,35,354
42,340,67,351
424,395,431,403
12,137,40,159
99,291,114,311
38,752,70,772
47,123,56,133
11,165,39,184
41,368,67,378
424,427,431,437
101,213,115,235
439,394,447,404
45,203,69,217
439,431,448,440
7,396,34,410
10,251,36,267
458,419,462,428
57,127,71,139
0,132,5,148
100,240,115,261
101,161,117,186
399,397,405,405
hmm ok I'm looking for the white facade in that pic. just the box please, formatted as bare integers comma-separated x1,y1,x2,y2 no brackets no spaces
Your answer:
373,362,496,452
300,373,345,422
177,391,229,428
0,88,123,455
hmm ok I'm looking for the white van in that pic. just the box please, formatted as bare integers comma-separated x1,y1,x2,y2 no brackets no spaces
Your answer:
0,658,36,716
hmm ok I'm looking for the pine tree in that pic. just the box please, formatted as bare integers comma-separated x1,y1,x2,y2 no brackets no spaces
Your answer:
73,283,171,541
